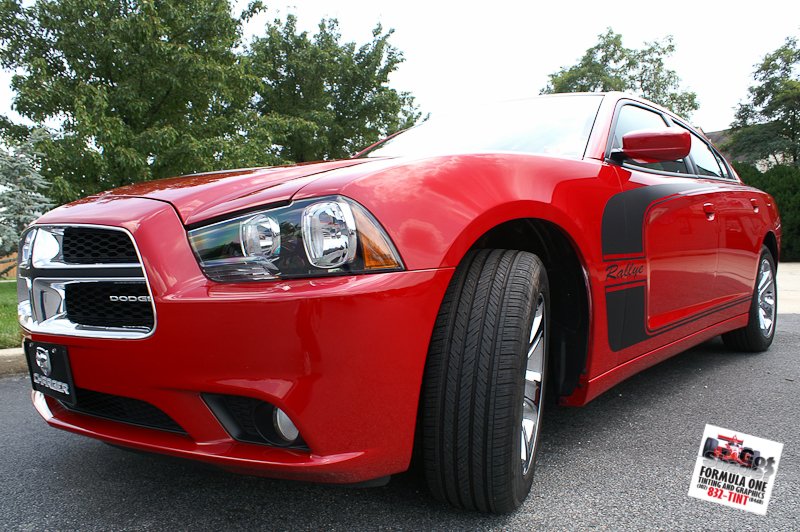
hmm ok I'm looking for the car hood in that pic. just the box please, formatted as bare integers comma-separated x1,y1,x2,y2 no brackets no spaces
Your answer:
99,159,373,225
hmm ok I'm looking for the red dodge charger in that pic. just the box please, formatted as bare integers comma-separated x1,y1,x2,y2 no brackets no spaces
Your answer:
17,92,780,512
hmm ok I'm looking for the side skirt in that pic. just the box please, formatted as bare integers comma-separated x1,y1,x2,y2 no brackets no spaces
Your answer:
560,313,749,406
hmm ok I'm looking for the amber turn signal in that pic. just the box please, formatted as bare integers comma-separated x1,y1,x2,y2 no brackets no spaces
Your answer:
351,205,402,270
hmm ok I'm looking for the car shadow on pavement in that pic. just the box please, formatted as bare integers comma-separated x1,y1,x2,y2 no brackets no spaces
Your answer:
43,334,783,529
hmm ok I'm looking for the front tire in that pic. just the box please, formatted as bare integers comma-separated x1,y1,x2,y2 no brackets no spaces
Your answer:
421,249,549,513
722,247,777,352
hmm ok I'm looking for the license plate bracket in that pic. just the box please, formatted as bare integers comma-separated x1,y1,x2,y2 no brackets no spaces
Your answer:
25,340,77,406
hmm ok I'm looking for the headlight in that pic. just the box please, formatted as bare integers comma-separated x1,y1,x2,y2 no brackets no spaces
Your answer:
20,229,36,266
302,200,357,268
188,196,403,282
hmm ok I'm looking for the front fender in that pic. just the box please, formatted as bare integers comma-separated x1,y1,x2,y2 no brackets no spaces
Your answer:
293,153,618,272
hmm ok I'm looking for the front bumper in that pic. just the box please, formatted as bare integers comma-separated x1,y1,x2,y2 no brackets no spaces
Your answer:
27,197,453,483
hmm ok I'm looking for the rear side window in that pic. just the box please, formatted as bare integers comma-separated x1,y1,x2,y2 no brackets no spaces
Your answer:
611,105,689,174
712,150,732,179
687,132,724,178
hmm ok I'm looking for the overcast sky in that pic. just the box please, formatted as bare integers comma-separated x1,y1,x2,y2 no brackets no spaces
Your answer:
2,0,799,133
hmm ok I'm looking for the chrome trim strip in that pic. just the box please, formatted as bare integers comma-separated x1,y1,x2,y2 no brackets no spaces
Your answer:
34,262,142,270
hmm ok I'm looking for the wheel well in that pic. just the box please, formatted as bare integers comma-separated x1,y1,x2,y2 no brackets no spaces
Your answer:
471,219,589,397
764,232,779,268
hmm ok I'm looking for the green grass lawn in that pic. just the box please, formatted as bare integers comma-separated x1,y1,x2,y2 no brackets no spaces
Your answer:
0,281,22,349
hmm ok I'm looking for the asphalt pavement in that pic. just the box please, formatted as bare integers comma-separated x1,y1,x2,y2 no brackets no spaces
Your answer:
1,314,798,530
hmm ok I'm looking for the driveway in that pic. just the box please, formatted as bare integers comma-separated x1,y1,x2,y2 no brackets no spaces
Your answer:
1,265,798,529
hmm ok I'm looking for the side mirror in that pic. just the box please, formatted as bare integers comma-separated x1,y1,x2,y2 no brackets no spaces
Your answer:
614,129,691,163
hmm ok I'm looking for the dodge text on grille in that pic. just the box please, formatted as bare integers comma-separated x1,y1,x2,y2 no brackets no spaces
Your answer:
109,295,152,302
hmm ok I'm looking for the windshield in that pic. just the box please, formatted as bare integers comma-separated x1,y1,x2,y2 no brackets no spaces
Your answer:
362,94,603,159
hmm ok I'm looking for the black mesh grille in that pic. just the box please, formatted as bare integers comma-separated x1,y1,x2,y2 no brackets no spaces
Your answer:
65,282,154,328
62,227,138,264
62,388,186,434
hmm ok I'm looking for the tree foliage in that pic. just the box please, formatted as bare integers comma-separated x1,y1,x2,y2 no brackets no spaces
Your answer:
0,0,255,203
734,162,800,260
727,37,800,167
542,28,698,117
248,16,418,163
0,1,418,203
0,130,53,268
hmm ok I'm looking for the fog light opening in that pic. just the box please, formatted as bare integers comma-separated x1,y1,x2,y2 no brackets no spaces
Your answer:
203,394,309,450
273,408,300,442
252,402,302,447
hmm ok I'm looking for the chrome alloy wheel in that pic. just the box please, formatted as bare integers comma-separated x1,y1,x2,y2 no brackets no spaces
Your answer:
757,257,776,337
521,293,545,475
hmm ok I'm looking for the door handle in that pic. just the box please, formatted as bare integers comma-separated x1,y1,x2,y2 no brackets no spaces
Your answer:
750,198,760,213
703,202,715,221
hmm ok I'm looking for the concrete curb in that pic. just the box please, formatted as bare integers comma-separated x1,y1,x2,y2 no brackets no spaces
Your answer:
778,262,800,314
0,348,26,377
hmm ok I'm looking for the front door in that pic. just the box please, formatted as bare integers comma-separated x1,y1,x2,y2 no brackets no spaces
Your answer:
602,103,721,359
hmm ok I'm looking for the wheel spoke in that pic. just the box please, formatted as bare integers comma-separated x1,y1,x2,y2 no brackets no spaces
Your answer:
524,380,540,409
758,271,772,294
527,332,543,359
529,311,543,344
525,370,542,384
520,427,528,462
521,413,535,464
755,257,776,337
521,294,546,476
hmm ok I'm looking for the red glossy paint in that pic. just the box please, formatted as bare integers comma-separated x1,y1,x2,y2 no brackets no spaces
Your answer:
620,128,691,162
23,92,781,482
100,159,372,225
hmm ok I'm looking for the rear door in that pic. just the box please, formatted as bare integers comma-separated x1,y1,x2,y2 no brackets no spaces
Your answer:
715,192,760,302
685,132,760,305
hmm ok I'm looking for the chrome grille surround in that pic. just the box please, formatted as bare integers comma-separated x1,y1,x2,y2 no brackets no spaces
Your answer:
16,224,157,339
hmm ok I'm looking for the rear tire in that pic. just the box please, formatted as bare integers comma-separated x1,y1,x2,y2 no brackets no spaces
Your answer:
722,247,777,352
421,249,549,513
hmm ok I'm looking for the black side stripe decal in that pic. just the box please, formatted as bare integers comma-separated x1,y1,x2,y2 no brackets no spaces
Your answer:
601,182,742,352
601,183,707,258
606,284,649,352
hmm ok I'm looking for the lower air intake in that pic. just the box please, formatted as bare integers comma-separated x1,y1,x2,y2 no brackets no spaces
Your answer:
61,388,186,434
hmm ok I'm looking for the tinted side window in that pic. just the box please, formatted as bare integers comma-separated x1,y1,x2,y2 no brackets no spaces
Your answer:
688,133,724,178
612,105,689,174
712,150,732,179
611,105,668,149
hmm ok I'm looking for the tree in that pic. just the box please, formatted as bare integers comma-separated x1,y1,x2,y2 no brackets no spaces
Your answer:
733,162,800,260
0,0,260,204
247,15,419,163
542,28,698,117
727,37,800,167
0,1,418,204
0,131,53,274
